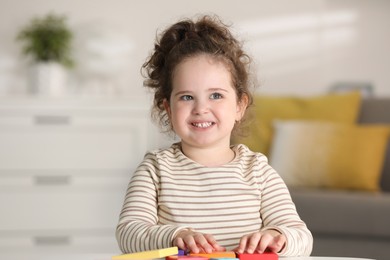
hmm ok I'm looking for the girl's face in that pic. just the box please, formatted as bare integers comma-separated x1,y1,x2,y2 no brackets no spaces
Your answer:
164,54,247,151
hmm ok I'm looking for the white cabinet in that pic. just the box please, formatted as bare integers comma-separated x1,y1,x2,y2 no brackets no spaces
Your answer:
0,97,162,255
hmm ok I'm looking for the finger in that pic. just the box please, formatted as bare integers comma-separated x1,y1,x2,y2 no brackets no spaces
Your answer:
196,244,206,253
174,237,187,251
256,233,274,253
258,232,287,254
204,234,225,252
214,245,226,252
184,235,200,253
246,233,261,254
236,235,249,254
194,234,214,253
267,234,286,253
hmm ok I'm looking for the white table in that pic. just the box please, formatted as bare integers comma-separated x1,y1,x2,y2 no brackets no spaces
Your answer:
280,257,375,260
0,254,376,260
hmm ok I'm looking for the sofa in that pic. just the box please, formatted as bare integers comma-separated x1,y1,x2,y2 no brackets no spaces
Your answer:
234,93,390,260
289,97,390,260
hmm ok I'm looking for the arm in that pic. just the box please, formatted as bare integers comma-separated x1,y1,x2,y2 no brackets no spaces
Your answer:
258,162,313,256
115,153,186,253
236,156,313,256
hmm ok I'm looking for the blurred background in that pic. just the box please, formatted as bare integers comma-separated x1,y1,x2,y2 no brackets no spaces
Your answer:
1,0,389,97
0,0,389,260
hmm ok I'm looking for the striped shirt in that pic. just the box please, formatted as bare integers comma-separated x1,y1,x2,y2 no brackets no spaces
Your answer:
116,143,312,256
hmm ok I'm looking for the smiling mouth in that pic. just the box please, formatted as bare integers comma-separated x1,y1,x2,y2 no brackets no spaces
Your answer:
191,122,214,128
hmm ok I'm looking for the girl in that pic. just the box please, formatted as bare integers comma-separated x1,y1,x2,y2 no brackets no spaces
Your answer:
116,15,313,257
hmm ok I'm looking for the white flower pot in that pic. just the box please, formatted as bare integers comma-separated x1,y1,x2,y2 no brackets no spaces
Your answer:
30,62,67,96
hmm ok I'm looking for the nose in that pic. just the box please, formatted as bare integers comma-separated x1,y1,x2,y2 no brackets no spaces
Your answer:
192,99,209,115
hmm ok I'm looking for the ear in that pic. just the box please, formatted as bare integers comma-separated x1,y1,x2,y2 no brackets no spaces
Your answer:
163,99,171,119
236,94,249,121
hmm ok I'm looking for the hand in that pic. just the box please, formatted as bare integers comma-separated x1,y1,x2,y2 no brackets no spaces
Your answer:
173,229,225,254
235,230,286,254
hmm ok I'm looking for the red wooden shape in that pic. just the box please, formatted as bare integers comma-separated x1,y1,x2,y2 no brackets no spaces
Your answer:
237,252,278,260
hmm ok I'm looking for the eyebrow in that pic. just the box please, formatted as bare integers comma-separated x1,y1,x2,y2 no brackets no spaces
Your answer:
173,90,191,97
173,88,229,97
209,88,229,93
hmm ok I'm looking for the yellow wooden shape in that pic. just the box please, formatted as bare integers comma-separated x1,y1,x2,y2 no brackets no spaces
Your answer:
112,247,178,260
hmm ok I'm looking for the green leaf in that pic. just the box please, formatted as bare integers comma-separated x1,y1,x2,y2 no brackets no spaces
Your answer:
16,13,74,68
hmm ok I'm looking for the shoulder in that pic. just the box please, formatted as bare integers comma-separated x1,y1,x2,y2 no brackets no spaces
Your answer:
233,143,269,163
233,144,278,181
146,142,181,160
141,142,183,167
133,143,181,181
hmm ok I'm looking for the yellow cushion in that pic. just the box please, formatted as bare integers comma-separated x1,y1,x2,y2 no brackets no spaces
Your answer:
269,121,389,191
234,92,362,156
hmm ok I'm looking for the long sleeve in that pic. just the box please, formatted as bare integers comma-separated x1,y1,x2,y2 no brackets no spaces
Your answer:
116,152,186,253
116,144,313,255
258,158,313,256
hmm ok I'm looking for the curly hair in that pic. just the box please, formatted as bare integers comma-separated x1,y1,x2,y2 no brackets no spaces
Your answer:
142,15,254,135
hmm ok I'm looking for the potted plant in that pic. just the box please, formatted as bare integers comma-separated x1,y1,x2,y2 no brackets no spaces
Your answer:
16,13,74,96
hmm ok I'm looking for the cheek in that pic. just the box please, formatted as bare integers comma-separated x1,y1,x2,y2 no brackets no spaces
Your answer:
223,102,240,116
170,104,186,122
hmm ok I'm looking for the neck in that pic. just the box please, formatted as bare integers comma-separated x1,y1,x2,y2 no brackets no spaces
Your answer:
180,143,235,167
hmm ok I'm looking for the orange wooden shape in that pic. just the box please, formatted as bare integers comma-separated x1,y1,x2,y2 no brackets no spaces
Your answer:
189,252,237,258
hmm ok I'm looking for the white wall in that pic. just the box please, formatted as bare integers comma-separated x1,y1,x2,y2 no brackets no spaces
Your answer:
0,0,389,97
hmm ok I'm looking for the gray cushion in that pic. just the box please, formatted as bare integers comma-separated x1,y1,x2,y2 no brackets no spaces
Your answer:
358,98,390,124
382,142,390,191
358,98,390,191
290,188,390,238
